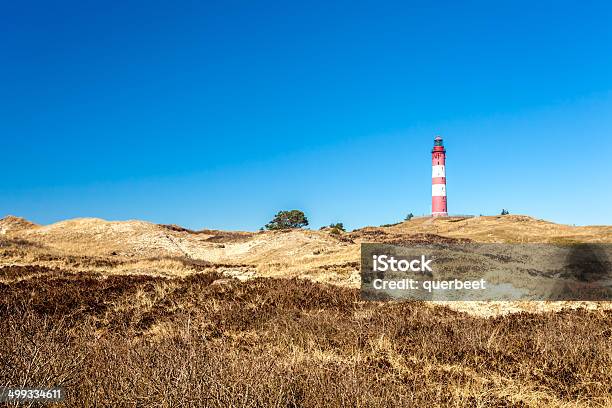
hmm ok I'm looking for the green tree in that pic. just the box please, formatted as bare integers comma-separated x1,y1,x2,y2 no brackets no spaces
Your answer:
328,223,345,232
265,210,309,230
404,213,414,221
501,209,510,215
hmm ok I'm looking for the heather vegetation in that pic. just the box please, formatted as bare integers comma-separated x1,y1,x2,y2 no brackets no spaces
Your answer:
1,266,611,407
1,215,612,406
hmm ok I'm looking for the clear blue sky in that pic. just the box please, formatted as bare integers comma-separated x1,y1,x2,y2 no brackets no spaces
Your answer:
1,1,611,230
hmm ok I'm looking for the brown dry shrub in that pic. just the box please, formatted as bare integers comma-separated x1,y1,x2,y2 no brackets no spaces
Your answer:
0,272,610,407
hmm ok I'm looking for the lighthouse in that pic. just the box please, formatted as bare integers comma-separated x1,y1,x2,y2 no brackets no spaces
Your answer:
432,136,448,217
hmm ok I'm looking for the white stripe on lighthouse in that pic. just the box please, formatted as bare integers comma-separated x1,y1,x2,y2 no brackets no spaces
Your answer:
432,184,446,196
432,165,445,178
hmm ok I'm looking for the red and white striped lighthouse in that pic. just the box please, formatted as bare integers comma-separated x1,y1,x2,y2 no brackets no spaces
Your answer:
432,136,448,217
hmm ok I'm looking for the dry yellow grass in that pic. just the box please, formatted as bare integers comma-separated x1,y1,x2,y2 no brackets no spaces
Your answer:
1,214,611,316
387,215,612,243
